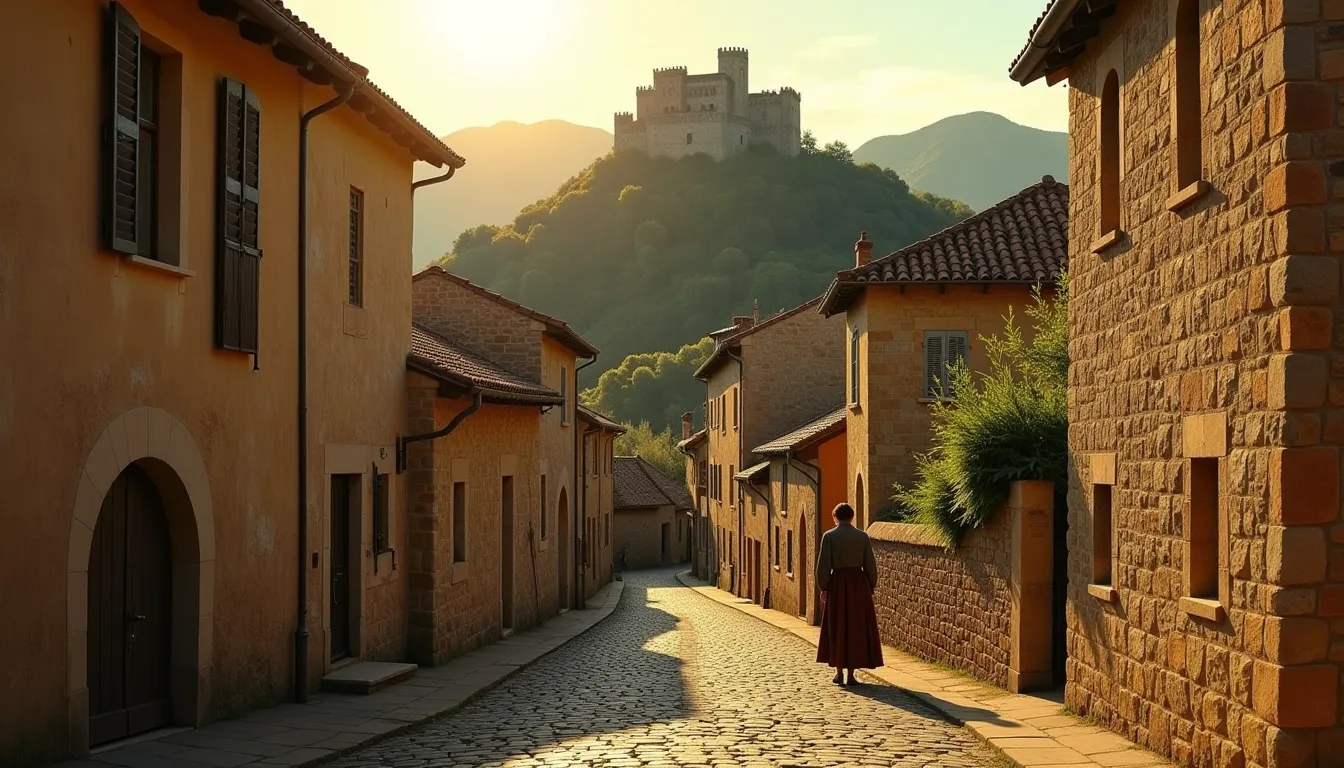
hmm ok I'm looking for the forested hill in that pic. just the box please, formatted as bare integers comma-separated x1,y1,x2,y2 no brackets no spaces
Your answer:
440,142,972,404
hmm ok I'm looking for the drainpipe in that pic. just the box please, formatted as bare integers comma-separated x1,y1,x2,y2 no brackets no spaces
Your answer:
396,391,484,473
412,166,455,192
789,450,822,623
574,355,598,609
295,81,357,705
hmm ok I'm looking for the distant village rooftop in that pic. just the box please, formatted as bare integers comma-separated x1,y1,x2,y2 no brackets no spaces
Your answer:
412,266,600,357
203,0,465,167
408,324,561,405
819,176,1069,316
613,456,694,510
694,296,825,380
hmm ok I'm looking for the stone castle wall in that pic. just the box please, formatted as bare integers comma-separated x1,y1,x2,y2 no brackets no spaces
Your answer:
1065,0,1344,765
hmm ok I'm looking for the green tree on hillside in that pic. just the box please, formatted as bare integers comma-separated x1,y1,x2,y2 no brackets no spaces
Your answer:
581,337,714,434
613,422,686,483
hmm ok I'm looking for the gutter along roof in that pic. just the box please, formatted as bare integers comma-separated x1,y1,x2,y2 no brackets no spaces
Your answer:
408,325,561,406
1009,0,1119,85
694,297,824,380
753,407,847,455
412,267,600,358
201,0,465,168
819,176,1069,317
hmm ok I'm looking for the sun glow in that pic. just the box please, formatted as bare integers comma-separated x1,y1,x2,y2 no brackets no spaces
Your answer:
440,0,566,77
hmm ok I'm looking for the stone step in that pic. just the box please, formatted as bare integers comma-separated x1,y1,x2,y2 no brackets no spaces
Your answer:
321,661,418,695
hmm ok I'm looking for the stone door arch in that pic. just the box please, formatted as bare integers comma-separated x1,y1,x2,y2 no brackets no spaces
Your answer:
67,407,214,754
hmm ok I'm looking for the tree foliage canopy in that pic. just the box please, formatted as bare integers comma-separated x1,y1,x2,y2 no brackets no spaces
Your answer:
891,276,1070,548
613,422,686,483
581,337,714,436
440,143,972,432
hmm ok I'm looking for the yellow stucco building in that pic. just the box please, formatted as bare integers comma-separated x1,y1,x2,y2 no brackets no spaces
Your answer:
0,1,464,762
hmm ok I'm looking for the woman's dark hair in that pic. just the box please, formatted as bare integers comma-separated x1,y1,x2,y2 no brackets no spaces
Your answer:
833,503,856,521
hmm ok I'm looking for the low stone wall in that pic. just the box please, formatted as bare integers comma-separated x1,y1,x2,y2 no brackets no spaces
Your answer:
868,516,1014,688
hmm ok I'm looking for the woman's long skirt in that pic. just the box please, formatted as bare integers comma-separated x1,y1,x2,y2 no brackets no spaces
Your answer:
816,567,884,670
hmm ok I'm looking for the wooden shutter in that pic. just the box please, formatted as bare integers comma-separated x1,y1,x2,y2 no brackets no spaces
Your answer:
105,2,141,255
947,333,969,385
924,332,945,398
216,79,262,355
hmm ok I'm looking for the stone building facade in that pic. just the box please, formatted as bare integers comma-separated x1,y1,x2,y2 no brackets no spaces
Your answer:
678,421,712,581
579,406,622,599
612,456,695,570
695,299,846,602
614,48,801,161
0,0,464,762
819,179,1069,528
752,408,848,625
1011,0,1344,764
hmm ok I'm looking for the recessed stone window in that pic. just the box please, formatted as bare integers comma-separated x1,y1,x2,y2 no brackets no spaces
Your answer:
1092,484,1113,586
1099,69,1121,236
1173,0,1202,191
1186,458,1220,598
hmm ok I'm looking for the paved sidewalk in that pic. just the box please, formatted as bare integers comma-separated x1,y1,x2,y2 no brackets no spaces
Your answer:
677,572,1176,768
61,581,624,768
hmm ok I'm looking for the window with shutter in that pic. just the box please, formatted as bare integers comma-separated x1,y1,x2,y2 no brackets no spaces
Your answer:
850,327,861,404
216,78,262,356
923,331,969,398
105,2,141,255
348,188,363,306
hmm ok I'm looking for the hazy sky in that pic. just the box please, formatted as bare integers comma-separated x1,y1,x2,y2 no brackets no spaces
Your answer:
284,0,1065,147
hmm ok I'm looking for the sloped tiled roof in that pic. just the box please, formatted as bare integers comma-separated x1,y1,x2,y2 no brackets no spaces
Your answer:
408,324,560,405
753,407,847,455
820,177,1068,316
204,1,464,168
613,456,694,511
734,461,770,482
1009,0,1118,85
677,428,708,451
578,406,626,434
694,297,825,379
412,267,599,357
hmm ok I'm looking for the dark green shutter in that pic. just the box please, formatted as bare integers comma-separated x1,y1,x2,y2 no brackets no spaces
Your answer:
105,2,140,255
216,79,262,355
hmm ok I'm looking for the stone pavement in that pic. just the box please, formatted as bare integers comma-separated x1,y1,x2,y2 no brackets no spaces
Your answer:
676,572,1177,768
58,581,623,768
324,567,995,768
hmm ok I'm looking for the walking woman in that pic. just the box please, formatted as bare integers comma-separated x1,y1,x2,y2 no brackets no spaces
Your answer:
815,502,883,685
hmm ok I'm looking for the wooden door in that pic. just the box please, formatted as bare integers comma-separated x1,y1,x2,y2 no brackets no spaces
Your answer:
88,464,172,746
330,475,352,662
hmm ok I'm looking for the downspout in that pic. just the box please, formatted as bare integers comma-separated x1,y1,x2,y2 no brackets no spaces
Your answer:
396,391,484,473
412,166,455,191
789,450,822,623
295,81,356,705
727,349,746,597
574,354,598,609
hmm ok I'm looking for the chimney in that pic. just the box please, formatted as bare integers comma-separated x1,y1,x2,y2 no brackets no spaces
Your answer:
752,298,760,323
855,231,873,268
681,412,694,440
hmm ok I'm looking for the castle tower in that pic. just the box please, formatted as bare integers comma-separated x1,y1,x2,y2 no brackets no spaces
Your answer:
717,47,748,117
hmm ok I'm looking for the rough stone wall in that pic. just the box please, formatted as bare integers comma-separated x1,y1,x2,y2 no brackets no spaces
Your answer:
410,273,543,381
748,91,802,156
706,366,741,594
765,455,820,623
740,309,846,459
868,520,1014,688
407,395,542,666
849,284,1040,527
1064,1,1344,765
648,113,730,160
539,337,577,618
614,505,685,570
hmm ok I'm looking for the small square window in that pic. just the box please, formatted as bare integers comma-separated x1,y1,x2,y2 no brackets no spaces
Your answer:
1092,485,1112,586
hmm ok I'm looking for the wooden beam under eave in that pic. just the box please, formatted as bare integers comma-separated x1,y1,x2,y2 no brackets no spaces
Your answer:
238,19,279,46
347,95,377,114
392,133,418,149
199,0,242,21
300,67,334,85
272,42,314,71
1046,67,1070,86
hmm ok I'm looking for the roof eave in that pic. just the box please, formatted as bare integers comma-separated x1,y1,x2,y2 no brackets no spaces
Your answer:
406,357,561,407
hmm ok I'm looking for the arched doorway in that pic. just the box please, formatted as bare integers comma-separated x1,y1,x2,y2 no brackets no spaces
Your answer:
557,489,569,610
855,474,866,529
798,515,808,618
89,463,173,745
68,407,213,755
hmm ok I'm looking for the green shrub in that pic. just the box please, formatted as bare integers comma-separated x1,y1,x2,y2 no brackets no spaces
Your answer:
892,276,1069,548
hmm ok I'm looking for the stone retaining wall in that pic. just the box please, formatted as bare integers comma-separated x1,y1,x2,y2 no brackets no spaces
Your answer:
868,516,1014,688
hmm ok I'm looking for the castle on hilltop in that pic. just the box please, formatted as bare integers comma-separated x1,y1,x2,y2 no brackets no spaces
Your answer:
614,48,800,161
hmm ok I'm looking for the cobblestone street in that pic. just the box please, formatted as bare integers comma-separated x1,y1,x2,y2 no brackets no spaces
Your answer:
328,569,995,768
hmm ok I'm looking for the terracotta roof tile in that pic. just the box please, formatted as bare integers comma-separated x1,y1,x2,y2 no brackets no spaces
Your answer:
820,177,1068,315
412,267,599,357
613,457,693,510
409,324,560,405
753,407,847,455
578,406,626,433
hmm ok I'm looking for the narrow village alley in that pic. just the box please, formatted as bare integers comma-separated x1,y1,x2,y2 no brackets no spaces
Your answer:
326,568,994,768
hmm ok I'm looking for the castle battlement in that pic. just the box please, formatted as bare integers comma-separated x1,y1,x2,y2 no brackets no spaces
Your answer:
615,48,799,161
780,86,800,99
